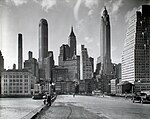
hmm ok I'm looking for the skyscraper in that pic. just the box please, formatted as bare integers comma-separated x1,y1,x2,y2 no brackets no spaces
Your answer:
68,26,76,58
0,50,4,94
45,51,55,81
58,27,80,82
18,33,23,69
122,5,150,92
100,7,112,75
39,19,48,69
0,50,4,72
80,45,93,80
24,51,39,78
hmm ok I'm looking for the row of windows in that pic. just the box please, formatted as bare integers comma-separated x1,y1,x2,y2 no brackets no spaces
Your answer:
4,90,29,94
4,83,29,86
4,79,28,82
4,75,28,78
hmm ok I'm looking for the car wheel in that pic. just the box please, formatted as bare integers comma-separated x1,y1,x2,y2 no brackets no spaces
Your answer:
133,99,135,103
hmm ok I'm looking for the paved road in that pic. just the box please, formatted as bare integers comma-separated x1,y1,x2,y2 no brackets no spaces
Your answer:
37,95,150,119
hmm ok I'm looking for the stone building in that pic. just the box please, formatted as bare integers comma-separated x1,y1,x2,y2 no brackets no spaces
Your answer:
24,51,39,78
1,69,36,96
58,27,80,82
80,45,93,80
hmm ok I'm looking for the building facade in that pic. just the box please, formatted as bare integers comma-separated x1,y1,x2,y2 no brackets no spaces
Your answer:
1,69,36,96
122,5,150,92
68,26,76,58
18,34,23,69
80,45,93,80
99,7,113,75
52,66,68,82
45,51,55,81
0,51,4,94
63,56,80,82
96,7,114,93
58,27,80,82
39,19,48,69
24,51,39,78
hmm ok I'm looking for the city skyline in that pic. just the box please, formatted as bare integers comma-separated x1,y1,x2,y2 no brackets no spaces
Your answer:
0,0,150,69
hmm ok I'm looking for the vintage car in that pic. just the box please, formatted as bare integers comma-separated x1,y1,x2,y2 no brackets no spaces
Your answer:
132,92,150,103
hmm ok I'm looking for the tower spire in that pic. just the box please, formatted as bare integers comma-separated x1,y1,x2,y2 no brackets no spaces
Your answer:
103,6,108,16
69,26,75,37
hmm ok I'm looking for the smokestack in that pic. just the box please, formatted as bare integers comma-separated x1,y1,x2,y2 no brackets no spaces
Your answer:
18,33,22,69
28,51,33,60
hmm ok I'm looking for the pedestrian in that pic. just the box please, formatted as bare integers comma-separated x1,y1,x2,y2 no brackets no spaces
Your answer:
73,93,75,97
43,99,46,105
47,95,51,106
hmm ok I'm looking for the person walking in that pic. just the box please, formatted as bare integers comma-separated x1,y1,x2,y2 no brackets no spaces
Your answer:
47,95,51,106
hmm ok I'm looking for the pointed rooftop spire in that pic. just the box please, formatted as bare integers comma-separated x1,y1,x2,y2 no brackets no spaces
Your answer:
103,6,108,16
69,26,76,37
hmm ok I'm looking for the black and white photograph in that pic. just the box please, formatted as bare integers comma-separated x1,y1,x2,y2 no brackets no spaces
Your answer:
0,0,150,119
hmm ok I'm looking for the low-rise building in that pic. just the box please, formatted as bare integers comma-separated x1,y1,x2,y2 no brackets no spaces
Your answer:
55,81,75,94
116,81,133,94
111,79,119,94
1,69,36,96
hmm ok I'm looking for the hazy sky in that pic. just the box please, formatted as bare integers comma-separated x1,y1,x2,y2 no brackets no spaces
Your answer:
0,0,150,69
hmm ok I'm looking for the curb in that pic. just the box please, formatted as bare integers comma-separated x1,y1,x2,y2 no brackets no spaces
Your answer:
30,95,57,119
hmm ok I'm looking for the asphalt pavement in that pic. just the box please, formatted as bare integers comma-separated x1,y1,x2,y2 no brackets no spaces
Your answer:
35,95,150,119
36,95,107,119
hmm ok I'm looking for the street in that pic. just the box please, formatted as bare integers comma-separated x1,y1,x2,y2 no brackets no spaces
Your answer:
38,95,150,119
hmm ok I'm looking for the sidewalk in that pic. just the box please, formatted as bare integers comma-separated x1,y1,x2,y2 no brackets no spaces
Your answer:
36,96,107,119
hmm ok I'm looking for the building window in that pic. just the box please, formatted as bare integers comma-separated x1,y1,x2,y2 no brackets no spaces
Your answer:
24,75,28,78
25,79,28,82
25,91,28,93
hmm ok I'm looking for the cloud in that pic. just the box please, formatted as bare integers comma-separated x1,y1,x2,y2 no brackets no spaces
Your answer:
74,0,82,21
125,7,137,23
84,0,98,16
6,0,28,6
84,0,98,9
104,0,123,15
88,9,94,16
84,37,93,43
76,19,85,33
33,0,56,12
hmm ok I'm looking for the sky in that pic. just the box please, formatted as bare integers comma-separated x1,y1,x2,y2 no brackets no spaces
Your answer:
0,0,150,70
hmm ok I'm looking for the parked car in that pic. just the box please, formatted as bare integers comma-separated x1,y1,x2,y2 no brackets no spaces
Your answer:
132,92,150,103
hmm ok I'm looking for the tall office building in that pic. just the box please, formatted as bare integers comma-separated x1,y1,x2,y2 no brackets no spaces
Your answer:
68,26,76,58
0,51,4,72
122,5,150,92
80,45,93,80
39,19,48,69
45,51,55,81
18,34,23,69
58,27,80,82
99,7,112,75
0,50,4,94
58,44,70,66
24,51,39,78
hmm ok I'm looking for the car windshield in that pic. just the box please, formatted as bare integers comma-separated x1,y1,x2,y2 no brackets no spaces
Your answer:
140,93,146,96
